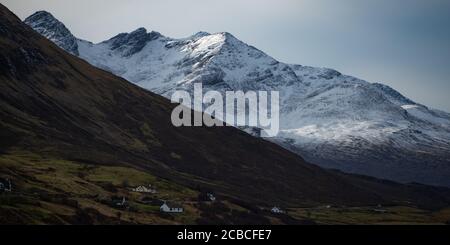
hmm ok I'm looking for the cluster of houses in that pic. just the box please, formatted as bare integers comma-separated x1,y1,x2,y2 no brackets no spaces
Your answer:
0,178,12,193
159,192,216,213
109,184,288,216
1,177,287,217
109,197,185,213
0,177,321,218
110,184,220,214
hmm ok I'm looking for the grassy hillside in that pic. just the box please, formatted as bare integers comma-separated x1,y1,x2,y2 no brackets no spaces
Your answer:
1,3,450,224
0,151,276,224
2,151,449,225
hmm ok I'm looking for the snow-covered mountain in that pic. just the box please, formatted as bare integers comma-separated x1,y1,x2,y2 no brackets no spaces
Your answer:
24,11,450,187
24,11,79,55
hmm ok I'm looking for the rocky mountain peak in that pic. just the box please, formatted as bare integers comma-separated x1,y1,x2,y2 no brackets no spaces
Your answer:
106,27,162,57
25,10,53,20
190,31,211,39
24,11,79,56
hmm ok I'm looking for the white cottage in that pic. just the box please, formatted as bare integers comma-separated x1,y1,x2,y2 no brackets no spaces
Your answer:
271,206,285,214
131,185,157,194
160,202,184,213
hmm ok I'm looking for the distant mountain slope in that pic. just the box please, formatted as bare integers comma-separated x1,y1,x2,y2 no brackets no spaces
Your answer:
24,11,450,187
4,3,449,210
1,2,450,220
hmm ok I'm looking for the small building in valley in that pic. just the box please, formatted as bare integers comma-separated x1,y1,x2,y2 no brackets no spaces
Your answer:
111,197,128,208
206,193,216,202
160,202,184,213
372,204,387,213
131,185,157,194
271,206,285,214
0,178,12,192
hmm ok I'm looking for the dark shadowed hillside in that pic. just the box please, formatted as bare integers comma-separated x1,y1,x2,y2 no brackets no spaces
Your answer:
1,4,450,224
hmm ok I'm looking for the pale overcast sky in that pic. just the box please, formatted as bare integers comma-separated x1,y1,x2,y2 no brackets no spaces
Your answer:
2,0,450,112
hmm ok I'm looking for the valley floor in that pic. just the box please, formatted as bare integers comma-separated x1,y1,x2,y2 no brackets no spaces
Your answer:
1,151,449,225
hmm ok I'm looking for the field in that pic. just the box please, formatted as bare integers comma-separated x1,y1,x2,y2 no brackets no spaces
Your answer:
1,150,449,225
0,150,199,224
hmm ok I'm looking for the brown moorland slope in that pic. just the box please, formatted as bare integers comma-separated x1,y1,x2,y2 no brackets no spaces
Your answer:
1,4,450,224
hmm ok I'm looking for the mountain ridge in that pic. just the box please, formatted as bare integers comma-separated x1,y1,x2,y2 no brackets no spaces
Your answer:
0,3,413,208
3,3,450,224
23,10,450,187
